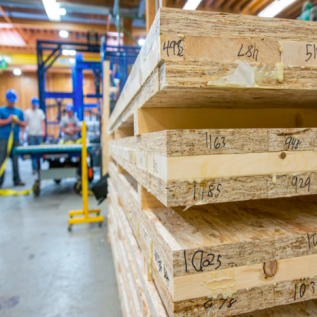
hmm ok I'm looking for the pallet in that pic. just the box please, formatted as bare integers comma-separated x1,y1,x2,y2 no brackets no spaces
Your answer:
109,127,317,207
108,8,317,134
108,162,317,316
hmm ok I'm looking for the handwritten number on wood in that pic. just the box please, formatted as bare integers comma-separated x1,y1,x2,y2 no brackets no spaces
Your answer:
294,282,314,301
163,40,183,57
306,44,317,62
285,136,301,150
203,298,236,310
311,282,315,294
205,133,226,150
237,43,258,61
208,184,222,198
291,176,310,193
192,251,222,272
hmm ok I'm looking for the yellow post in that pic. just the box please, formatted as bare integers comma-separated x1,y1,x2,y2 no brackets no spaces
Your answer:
82,121,88,218
68,120,104,231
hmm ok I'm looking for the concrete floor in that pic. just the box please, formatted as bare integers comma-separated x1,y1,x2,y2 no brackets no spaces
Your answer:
0,159,122,317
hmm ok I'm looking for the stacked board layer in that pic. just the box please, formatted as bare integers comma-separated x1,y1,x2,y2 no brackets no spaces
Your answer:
107,183,317,317
109,128,317,207
108,7,317,134
108,161,317,316
106,7,317,317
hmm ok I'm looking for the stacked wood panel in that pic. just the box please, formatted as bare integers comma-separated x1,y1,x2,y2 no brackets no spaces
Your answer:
106,7,317,316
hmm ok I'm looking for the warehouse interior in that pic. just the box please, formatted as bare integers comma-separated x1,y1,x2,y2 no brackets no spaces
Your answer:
2,1,317,317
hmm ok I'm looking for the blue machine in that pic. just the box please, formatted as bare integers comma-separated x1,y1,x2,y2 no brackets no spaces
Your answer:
32,37,140,195
37,38,140,139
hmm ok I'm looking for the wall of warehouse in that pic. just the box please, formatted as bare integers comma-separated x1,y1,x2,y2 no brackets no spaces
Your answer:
0,71,99,138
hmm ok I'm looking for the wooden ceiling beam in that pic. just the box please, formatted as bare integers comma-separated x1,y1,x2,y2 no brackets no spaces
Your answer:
0,5,29,44
222,0,239,12
232,0,250,13
0,17,146,37
213,0,228,10
241,0,273,15
204,0,216,9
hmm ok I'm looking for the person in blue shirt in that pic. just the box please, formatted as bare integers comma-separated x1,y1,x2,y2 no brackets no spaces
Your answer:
0,89,27,187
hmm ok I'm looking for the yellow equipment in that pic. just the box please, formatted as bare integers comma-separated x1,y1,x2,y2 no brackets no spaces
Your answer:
68,121,104,231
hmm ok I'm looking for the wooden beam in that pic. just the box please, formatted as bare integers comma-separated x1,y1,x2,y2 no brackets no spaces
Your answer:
146,0,156,33
137,184,165,209
232,0,250,13
115,127,134,139
0,17,146,37
241,0,273,15
135,107,317,135
205,0,215,9
222,0,238,11
213,0,227,10
0,6,28,45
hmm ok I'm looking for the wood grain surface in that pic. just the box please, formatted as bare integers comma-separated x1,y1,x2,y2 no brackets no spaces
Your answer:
108,174,317,316
108,8,317,133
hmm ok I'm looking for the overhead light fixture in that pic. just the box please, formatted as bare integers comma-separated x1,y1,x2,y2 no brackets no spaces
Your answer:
62,49,76,56
138,38,145,46
13,68,22,76
183,0,203,10
258,0,297,18
59,30,69,38
42,0,61,21
0,23,13,29
59,7,66,16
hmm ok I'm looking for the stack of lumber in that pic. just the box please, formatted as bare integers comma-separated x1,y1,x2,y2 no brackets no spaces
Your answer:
106,7,317,317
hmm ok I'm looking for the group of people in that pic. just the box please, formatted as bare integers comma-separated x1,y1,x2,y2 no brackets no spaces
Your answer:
0,89,81,188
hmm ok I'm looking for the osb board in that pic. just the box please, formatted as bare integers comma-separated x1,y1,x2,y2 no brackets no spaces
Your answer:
109,199,168,317
110,145,317,207
109,127,317,157
108,215,133,317
108,8,317,133
108,175,317,317
238,299,317,316
109,209,147,317
109,162,317,276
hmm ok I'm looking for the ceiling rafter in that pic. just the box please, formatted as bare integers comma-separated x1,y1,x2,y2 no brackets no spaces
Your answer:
0,5,29,44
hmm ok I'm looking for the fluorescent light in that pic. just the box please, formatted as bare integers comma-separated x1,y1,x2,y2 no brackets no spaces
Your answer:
62,49,76,56
42,0,61,21
258,0,297,18
183,0,202,10
13,68,22,76
59,7,66,16
0,23,13,28
138,38,145,46
59,30,69,38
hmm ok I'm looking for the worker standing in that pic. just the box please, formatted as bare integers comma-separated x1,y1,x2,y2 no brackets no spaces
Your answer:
0,89,26,188
24,97,46,174
60,103,81,142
